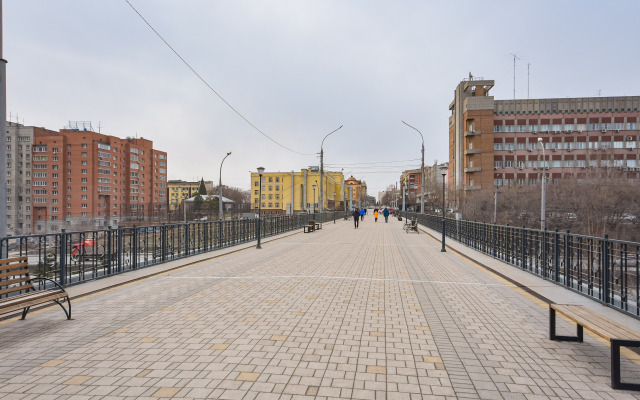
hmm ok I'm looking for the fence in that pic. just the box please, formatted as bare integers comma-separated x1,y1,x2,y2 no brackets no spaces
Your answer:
402,211,640,319
1,212,337,289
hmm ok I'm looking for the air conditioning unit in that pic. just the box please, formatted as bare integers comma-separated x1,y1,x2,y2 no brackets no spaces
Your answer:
602,128,607,133
552,149,556,152
518,166,523,170
527,149,532,152
508,150,513,153
628,148,633,151
578,130,584,133
567,148,572,152
626,136,633,141
615,129,621,133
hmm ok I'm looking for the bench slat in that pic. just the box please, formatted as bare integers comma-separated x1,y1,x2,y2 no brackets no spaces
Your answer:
0,291,68,315
0,290,67,308
554,305,638,339
0,282,35,297
0,264,29,279
0,256,28,265
552,304,640,340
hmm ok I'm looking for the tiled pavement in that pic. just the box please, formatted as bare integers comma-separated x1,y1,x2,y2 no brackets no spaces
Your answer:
2,216,640,399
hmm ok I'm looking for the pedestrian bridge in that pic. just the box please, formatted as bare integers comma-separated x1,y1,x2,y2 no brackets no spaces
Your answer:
1,216,640,399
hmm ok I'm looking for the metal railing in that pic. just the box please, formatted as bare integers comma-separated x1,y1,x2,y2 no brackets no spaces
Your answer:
402,211,640,319
1,212,338,291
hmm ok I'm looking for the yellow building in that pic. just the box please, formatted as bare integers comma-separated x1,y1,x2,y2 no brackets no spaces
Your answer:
168,180,214,211
250,167,345,216
345,176,363,209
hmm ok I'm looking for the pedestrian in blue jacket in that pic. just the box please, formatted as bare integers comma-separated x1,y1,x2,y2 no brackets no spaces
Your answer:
383,207,390,223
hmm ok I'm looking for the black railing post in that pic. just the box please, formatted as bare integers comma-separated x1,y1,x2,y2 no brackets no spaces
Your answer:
59,229,67,287
162,223,167,262
521,226,526,270
117,226,122,272
565,230,571,286
133,225,138,269
185,222,190,256
203,221,208,252
604,234,610,304
554,228,560,282
107,226,112,275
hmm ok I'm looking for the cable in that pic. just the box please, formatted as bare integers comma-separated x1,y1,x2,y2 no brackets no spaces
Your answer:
325,158,421,166
123,0,315,156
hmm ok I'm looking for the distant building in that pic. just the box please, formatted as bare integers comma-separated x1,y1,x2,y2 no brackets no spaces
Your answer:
250,167,345,216
17,124,168,234
5,122,58,235
449,76,640,202
168,180,214,211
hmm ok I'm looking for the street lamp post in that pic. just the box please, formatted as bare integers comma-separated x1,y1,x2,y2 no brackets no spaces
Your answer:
440,165,448,252
402,121,425,214
538,138,546,230
219,151,232,220
320,125,343,215
256,167,265,249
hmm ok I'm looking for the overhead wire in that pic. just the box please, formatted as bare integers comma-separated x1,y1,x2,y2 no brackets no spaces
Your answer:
123,0,315,156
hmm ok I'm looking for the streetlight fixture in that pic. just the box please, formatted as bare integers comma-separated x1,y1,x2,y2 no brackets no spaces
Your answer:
440,165,448,252
402,121,425,214
256,166,265,249
538,138,546,230
320,125,343,214
219,151,232,220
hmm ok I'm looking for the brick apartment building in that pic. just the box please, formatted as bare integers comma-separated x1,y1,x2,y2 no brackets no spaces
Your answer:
449,76,640,202
8,124,168,235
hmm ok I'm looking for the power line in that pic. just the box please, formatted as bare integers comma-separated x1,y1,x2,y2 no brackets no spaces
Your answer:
325,158,420,166
123,0,314,156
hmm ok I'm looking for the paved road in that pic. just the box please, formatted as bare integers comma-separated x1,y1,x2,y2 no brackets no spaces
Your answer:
1,216,639,399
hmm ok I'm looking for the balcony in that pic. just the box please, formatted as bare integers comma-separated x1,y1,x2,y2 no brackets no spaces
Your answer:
464,149,481,155
464,130,481,137
464,167,482,173
465,185,482,191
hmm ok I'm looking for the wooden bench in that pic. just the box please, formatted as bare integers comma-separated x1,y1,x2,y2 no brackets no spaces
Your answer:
0,256,71,320
303,225,314,233
314,222,322,230
404,219,418,233
550,304,640,390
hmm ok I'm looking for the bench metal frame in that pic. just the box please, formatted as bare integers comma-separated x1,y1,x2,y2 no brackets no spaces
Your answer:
550,305,640,391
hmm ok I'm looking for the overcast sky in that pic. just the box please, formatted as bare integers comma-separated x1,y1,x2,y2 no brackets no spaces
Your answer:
6,1,640,195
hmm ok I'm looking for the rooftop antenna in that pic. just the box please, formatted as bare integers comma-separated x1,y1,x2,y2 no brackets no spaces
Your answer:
97,121,102,133
509,53,520,99
598,89,601,96
527,63,531,99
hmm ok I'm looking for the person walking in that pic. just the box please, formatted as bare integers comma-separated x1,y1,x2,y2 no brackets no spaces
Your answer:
360,208,365,221
352,208,360,229
383,207,390,223
374,210,379,222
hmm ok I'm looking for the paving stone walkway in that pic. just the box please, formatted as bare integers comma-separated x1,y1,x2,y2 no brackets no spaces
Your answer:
1,216,640,399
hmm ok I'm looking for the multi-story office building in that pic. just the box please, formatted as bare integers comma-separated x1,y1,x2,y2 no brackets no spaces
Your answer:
449,77,640,200
250,167,345,216
25,126,167,234
168,180,214,211
5,122,58,235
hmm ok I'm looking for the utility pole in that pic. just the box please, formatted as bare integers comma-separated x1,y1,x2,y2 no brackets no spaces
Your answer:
0,1,7,241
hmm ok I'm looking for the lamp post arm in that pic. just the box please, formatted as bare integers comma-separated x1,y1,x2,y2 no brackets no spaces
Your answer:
319,125,343,213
